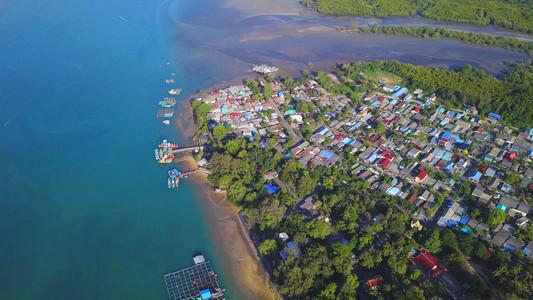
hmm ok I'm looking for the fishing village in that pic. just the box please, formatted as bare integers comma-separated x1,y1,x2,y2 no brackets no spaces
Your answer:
186,61,533,299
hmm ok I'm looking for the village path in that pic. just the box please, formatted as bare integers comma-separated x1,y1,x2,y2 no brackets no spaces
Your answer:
274,178,300,202
270,102,303,146
469,261,504,300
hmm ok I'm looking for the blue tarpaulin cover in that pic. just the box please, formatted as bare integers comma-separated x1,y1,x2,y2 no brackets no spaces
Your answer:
264,183,279,195
201,289,212,299
460,216,471,225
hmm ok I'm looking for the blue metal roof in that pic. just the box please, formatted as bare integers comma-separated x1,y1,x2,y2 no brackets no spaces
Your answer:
469,171,482,181
391,87,407,97
488,112,501,120
319,150,335,160
201,289,212,299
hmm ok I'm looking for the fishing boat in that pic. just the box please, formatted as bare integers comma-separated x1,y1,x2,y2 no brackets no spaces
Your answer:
175,177,180,188
163,120,170,125
158,155,174,164
172,168,180,177
171,177,176,188
158,141,179,149
168,88,182,95
155,149,160,160
168,178,172,189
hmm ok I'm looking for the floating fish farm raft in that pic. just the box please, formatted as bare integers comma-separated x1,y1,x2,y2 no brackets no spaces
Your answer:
157,109,175,118
164,256,225,300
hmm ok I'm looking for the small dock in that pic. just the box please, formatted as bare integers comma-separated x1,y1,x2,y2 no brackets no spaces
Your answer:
157,109,175,118
164,256,224,300
177,168,211,178
171,145,205,155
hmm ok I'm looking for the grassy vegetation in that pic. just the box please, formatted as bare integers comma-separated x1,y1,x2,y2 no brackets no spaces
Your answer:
341,24,533,55
311,0,533,33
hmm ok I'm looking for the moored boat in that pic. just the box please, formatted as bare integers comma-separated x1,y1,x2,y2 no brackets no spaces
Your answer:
155,149,160,160
172,168,180,177
168,178,171,189
158,156,174,164
168,88,182,95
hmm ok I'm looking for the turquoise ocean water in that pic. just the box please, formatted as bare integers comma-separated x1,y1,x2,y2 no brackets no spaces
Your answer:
0,0,241,299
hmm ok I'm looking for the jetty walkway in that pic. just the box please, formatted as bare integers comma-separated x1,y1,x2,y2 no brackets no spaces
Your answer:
171,145,205,154
178,167,211,178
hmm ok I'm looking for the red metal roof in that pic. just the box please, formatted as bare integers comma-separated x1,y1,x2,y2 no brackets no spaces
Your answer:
410,248,447,278
334,135,345,140
413,107,421,113
365,276,384,290
379,158,391,167
417,170,428,181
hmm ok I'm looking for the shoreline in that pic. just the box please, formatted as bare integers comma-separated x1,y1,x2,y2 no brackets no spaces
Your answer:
176,95,278,299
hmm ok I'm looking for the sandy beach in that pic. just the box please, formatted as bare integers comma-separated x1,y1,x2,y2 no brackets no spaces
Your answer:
176,98,277,300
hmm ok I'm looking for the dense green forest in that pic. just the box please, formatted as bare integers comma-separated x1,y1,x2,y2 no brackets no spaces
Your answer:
342,60,533,128
307,0,533,33
341,24,533,55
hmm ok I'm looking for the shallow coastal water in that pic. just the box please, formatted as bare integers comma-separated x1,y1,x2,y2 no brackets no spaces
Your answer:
0,0,531,299
0,0,241,299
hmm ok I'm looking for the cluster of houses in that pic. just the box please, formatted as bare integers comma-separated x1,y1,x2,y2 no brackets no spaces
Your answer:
198,74,533,294
203,85,287,140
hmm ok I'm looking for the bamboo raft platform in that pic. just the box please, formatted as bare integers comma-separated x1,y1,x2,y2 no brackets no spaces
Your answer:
157,109,175,118
164,257,224,300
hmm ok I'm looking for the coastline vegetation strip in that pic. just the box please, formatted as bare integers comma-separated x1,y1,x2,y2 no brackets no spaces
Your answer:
303,0,533,33
339,24,533,55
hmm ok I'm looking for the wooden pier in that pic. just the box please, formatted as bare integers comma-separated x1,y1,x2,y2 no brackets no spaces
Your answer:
171,145,205,154
178,168,211,178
